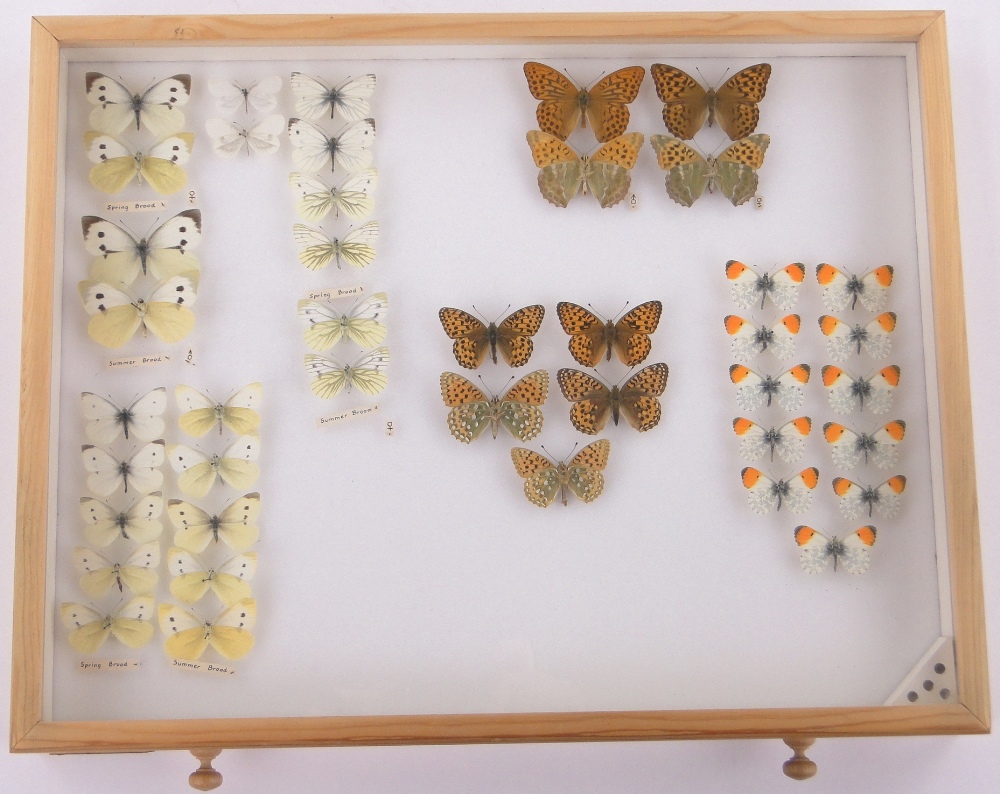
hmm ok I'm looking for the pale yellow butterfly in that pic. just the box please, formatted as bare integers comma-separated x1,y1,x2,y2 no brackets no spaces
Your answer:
78,272,199,348
60,596,154,654
167,493,261,554
73,542,160,599
167,547,257,605
85,131,194,195
158,599,256,661
175,382,262,437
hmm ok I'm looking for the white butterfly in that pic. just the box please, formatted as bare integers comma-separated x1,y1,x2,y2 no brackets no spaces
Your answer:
822,420,906,470
817,264,894,312
732,416,811,464
207,76,282,115
822,365,900,415
175,382,262,437
287,117,375,174
81,387,166,444
78,272,199,348
288,168,378,222
79,492,164,547
290,72,375,122
86,72,191,136
205,115,285,157
60,596,155,654
304,346,389,399
741,467,819,514
82,211,201,285
729,364,811,412
168,493,261,554
818,313,896,362
82,441,165,497
167,547,258,606
298,292,388,351
84,131,194,195
724,314,800,361
158,599,255,661
726,261,805,311
794,525,877,574
166,435,260,498
292,221,378,270
833,476,906,520
73,542,160,599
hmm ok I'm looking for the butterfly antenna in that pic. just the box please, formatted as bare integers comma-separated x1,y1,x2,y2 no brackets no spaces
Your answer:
586,303,611,323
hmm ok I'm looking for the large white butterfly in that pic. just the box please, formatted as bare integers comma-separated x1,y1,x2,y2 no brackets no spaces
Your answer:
724,314,800,361
287,117,375,174
288,168,378,222
818,313,896,362
60,596,155,654
794,525,876,574
207,76,282,115
292,221,378,270
740,467,819,514
81,441,165,497
729,363,810,412
85,131,194,195
78,272,199,348
832,476,906,520
205,115,285,157
82,211,201,285
732,416,811,464
297,292,388,351
158,599,255,661
822,420,906,470
86,72,191,136
290,72,376,122
166,435,261,498
73,542,160,599
175,382,262,437
81,387,166,444
79,492,163,547
167,493,261,554
167,547,258,606
822,365,900,415
304,346,389,399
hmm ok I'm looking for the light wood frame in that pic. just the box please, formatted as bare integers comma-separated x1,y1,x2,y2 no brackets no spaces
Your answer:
11,11,988,756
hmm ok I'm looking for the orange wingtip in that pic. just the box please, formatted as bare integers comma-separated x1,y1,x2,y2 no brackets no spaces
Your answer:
782,314,801,334
794,525,817,545
873,265,894,287
886,475,907,493
855,525,877,546
733,417,755,435
815,263,840,285
784,263,806,283
791,417,812,434
821,365,843,387
726,260,749,280
876,312,897,331
823,422,846,442
788,364,810,383
884,420,906,440
724,315,746,335
741,467,763,488
799,467,819,489
879,365,901,386
730,364,752,383
818,315,839,336
832,477,854,496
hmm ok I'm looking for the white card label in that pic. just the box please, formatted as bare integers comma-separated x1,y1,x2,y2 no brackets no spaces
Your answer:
754,195,765,210
170,658,236,676
78,658,141,671
316,403,380,428
306,285,366,301
106,353,171,369
103,200,168,214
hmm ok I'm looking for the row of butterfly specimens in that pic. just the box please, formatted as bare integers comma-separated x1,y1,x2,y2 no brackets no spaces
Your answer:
725,260,905,575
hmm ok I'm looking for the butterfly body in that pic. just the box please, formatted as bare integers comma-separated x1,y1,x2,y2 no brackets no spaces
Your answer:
650,134,769,207
794,525,876,574
726,260,804,311
556,301,661,367
511,439,610,507
526,131,643,208
557,364,668,434
440,370,548,443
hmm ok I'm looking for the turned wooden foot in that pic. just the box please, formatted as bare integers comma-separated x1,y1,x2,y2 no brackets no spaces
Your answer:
189,749,223,790
782,737,817,780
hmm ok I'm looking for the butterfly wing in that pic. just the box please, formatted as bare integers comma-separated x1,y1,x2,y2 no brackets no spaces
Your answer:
585,132,644,208
440,372,491,443
60,602,111,654
167,547,212,603
618,363,669,432
81,216,143,285
331,119,377,173
336,221,379,269
611,300,662,367
136,75,191,135
141,272,199,343
344,347,390,395
495,304,545,367
244,114,285,155
158,603,211,660
837,526,878,574
85,131,140,194
288,118,333,172
649,135,709,207
715,134,769,206
175,385,220,437
557,368,612,435
86,73,138,134
741,467,779,513
566,439,611,503
78,279,144,348
794,526,834,573
136,133,194,195
292,224,336,270
556,302,608,367
205,117,250,157
167,443,217,498
584,66,645,142
304,354,347,399
862,313,896,359
857,267,895,311
497,369,548,441
649,64,710,140
525,130,585,208
510,447,562,507
221,382,263,436
713,63,771,140
207,599,256,660
245,76,282,113
216,435,261,491
121,440,166,495
439,307,490,369
523,62,585,140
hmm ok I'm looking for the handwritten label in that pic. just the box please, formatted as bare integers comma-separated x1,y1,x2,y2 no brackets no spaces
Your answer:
104,200,168,214
306,285,366,301
188,189,198,205
184,348,196,366
170,658,236,676
385,419,395,437
316,404,380,428
754,195,764,210
629,193,639,210
78,658,141,672
106,354,171,369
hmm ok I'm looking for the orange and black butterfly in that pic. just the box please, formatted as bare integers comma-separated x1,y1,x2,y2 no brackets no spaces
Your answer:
438,305,545,369
557,364,668,434
556,301,662,367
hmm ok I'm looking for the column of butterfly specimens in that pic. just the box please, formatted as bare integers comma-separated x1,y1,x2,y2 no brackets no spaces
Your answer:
648,63,771,207
205,76,284,158
522,62,645,208
63,389,169,657
160,384,262,662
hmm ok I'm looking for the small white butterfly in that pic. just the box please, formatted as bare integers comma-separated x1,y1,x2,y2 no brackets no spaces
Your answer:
73,542,160,599
81,387,167,444
82,211,201,285
86,72,191,136
724,314,800,361
794,525,877,574
816,264,894,312
207,76,282,115
298,292,389,351
79,492,164,547
732,416,811,464
304,346,389,399
167,493,261,554
60,596,155,654
818,313,896,362
287,117,375,174
158,599,255,661
84,131,194,195
290,72,376,122
167,547,258,606
205,114,285,157
288,168,378,222
81,441,165,497
726,261,805,311
822,420,906,470
741,467,819,514
175,382,263,438
167,436,260,499
821,365,900,415
729,364,810,412
78,272,199,348
832,476,906,520
292,221,378,270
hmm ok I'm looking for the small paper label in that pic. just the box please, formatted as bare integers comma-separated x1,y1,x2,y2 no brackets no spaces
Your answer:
306,285,366,301
754,195,764,210
170,658,236,676
385,419,395,437
316,403,380,427
106,354,172,369
183,348,196,366
629,193,639,210
78,658,141,672
104,200,168,214
188,190,198,206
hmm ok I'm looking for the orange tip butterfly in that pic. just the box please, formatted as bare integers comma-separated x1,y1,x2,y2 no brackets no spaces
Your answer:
724,314,799,361
794,525,877,574
726,261,805,311
816,264,894,312
818,313,896,361
832,475,906,520
821,365,900,415
741,466,819,514
733,416,811,463
822,420,906,470
730,363,810,412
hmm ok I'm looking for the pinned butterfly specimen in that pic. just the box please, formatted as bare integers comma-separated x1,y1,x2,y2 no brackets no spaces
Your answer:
439,369,548,443
526,130,643,208
81,387,167,444
73,542,160,599
833,475,906,520
298,292,388,351
304,347,389,399
158,599,255,661
818,313,896,361
726,260,805,311
730,364,810,412
724,314,800,361
167,547,258,606
291,72,376,122
85,131,194,195
556,301,661,368
822,420,906,470
79,492,163,547
649,134,769,207
168,493,261,554
650,63,771,140
176,382,263,438
522,62,645,143
81,441,165,497
86,72,191,136
78,272,198,348
794,525,876,574
207,76,282,115
438,305,545,369
287,117,375,173
822,365,900,415
511,439,611,508
816,264,894,312
292,221,378,270
166,435,260,499
741,467,818,514
205,114,285,157
82,210,201,285
557,364,668,435
289,168,378,222
733,416,811,464
60,596,155,654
